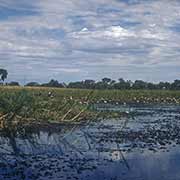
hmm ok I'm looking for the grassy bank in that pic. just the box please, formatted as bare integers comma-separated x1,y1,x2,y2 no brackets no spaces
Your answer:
0,86,179,127
1,86,180,103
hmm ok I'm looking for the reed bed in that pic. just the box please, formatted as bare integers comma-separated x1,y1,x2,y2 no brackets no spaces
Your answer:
0,86,179,127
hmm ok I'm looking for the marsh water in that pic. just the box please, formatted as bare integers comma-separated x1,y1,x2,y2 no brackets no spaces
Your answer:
0,104,180,180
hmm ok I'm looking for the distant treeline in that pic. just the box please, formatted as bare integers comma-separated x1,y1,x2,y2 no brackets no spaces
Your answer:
3,78,180,90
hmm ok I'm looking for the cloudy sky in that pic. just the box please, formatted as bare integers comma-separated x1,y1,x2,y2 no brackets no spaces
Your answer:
0,0,180,83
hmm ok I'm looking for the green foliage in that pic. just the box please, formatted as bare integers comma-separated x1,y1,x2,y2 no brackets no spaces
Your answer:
7,82,20,86
0,69,8,82
11,77,180,90
0,90,36,134
0,90,35,117
25,82,39,87
0,87,179,127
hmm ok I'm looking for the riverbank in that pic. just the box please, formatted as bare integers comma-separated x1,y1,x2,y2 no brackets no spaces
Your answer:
0,86,179,125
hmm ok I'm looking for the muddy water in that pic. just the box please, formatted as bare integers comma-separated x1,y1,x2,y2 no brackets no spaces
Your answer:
0,105,180,180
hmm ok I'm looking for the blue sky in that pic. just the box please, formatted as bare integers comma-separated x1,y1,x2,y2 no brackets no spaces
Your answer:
0,0,180,83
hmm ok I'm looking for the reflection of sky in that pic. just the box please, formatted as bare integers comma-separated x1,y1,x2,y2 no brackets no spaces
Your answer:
1,103,180,179
91,148,180,180
0,0,180,83
124,149,180,180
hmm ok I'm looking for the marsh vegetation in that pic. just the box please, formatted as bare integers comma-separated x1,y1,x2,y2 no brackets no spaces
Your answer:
0,86,180,180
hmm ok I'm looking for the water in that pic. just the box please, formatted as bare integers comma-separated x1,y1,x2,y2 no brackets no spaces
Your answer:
0,104,180,180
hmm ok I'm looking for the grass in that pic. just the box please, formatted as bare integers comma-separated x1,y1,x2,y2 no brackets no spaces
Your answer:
0,86,179,127
1,86,180,102
0,87,95,127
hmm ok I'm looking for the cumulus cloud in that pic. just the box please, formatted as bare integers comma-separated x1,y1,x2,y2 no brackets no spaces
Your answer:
72,26,136,39
0,0,180,83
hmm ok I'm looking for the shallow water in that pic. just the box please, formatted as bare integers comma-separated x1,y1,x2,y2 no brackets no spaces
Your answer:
0,104,180,180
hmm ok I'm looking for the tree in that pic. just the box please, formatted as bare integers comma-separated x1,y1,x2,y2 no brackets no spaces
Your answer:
101,78,112,89
84,80,95,89
132,80,147,89
26,82,40,87
94,81,106,89
171,80,180,90
68,81,84,89
114,78,131,89
157,82,171,90
41,79,64,88
8,81,20,86
109,80,116,89
0,69,8,82
147,82,157,90
102,78,112,84
118,78,125,83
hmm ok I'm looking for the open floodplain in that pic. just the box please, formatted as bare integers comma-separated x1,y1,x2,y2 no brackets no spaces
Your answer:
0,87,180,180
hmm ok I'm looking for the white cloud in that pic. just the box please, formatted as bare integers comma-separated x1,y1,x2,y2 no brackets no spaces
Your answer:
104,26,136,38
72,26,136,39
49,67,81,73
72,25,167,41
0,0,180,82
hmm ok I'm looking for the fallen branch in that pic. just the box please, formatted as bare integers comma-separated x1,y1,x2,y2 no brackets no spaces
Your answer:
61,108,73,121
0,113,8,120
69,106,88,122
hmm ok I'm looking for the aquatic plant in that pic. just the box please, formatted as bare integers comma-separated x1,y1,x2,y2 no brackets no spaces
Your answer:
0,90,35,131
0,86,179,127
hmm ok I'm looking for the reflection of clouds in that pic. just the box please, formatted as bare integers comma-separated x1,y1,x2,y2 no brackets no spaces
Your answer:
111,150,121,161
123,149,180,180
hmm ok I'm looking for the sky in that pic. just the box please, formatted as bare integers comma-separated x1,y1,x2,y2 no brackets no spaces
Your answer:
0,0,180,84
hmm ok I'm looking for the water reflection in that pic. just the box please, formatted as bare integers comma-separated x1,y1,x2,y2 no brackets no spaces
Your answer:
0,105,180,180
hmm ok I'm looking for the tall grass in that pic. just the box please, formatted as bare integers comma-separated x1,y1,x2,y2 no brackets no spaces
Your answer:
0,90,35,130
0,86,179,127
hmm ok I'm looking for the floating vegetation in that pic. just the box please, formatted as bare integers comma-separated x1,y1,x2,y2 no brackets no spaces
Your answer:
0,104,180,179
